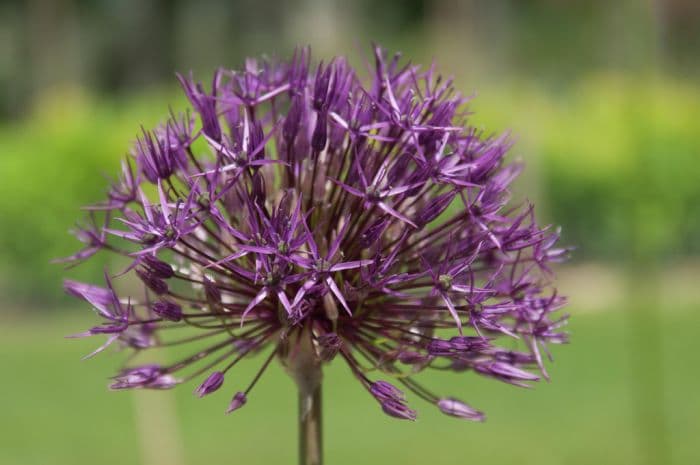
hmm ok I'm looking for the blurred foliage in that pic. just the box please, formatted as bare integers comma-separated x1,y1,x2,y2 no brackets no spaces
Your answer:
543,76,700,261
1,74,699,304
471,74,700,262
543,75,700,258
2,1,699,119
0,87,181,304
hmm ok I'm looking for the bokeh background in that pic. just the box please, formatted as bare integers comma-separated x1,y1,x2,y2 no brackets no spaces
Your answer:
2,1,699,464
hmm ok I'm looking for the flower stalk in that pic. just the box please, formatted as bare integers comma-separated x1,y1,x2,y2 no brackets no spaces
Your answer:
299,383,322,465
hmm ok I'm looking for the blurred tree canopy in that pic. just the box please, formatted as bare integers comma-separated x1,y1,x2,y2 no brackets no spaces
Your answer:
2,0,699,118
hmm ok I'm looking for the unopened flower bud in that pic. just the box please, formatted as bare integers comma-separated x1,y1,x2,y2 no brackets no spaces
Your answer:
317,333,342,362
142,254,174,279
136,268,169,295
226,392,247,414
437,398,485,421
152,301,183,322
194,371,225,397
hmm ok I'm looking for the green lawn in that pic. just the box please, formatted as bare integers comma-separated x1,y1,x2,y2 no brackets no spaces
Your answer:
2,306,698,465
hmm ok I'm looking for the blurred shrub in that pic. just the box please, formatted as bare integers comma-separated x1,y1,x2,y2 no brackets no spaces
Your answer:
1,75,699,304
542,76,700,261
473,74,700,263
0,87,178,304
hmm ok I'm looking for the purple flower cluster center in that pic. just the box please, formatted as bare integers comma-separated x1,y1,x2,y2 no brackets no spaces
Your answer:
63,46,568,421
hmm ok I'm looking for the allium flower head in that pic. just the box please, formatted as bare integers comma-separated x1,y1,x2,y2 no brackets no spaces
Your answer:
63,46,568,422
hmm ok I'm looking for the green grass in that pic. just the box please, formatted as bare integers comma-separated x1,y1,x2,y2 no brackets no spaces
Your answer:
2,305,698,465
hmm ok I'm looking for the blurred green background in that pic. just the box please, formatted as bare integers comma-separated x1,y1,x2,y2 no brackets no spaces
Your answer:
1,1,699,464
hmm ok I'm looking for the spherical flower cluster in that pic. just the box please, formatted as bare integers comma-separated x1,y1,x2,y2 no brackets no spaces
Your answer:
63,46,568,421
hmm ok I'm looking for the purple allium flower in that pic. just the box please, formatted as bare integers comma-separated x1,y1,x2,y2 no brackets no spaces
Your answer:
110,364,179,390
226,392,247,414
151,300,183,322
62,46,569,422
195,371,225,397
437,398,485,421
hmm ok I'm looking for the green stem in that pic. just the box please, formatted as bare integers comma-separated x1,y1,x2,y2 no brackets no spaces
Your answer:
299,383,322,465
